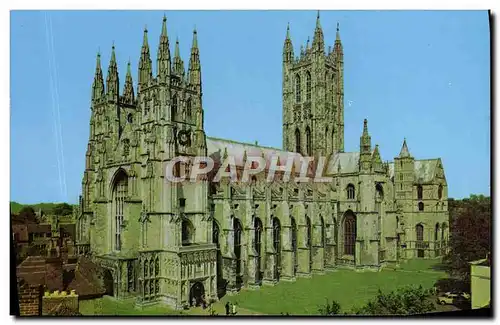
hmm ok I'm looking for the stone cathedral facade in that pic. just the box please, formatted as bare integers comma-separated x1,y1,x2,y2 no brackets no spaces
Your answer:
76,13,450,309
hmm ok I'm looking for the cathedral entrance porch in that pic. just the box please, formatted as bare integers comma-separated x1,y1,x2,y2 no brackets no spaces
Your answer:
189,281,205,307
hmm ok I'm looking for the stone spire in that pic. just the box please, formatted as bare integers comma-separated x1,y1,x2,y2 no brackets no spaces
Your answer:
123,60,135,104
399,138,411,158
91,51,105,102
372,144,383,172
173,37,185,76
106,44,119,100
188,28,201,89
283,22,294,63
334,22,343,59
360,119,371,154
312,10,324,53
138,27,153,87
359,119,372,173
157,15,171,83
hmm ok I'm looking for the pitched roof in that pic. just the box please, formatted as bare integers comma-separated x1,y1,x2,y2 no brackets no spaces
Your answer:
399,138,411,158
17,256,47,286
67,257,106,298
388,159,439,183
326,152,360,174
206,136,303,169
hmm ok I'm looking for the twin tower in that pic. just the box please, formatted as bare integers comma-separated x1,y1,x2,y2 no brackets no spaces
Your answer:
282,12,345,158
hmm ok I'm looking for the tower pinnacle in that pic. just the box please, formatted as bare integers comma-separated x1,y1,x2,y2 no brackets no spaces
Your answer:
399,138,411,158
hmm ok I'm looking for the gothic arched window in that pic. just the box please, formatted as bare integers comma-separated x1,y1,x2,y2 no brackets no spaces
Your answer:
186,98,192,121
234,218,243,277
295,128,301,154
418,202,424,211
325,126,329,152
212,220,220,246
346,184,355,200
291,217,298,274
123,139,130,157
438,185,443,200
305,126,312,156
295,74,301,103
320,216,326,247
112,170,128,251
306,217,312,248
254,217,263,255
272,217,281,279
171,94,178,121
306,71,312,101
344,212,356,256
376,183,384,201
435,223,440,241
416,224,424,242
181,219,194,246
417,185,423,200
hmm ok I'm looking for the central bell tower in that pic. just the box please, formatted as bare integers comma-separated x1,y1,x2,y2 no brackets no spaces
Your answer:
282,12,344,157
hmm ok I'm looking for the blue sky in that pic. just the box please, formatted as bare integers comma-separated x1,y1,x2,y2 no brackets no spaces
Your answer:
10,10,490,203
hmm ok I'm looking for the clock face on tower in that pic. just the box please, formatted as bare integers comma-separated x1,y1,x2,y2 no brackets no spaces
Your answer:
177,129,191,147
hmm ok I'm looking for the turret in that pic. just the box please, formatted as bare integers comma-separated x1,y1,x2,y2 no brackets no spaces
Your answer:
372,144,383,173
359,119,372,173
312,11,324,53
282,23,294,64
188,28,201,92
173,38,185,76
122,61,135,104
138,27,153,90
91,52,105,103
106,44,119,101
394,138,415,204
334,22,344,152
157,15,171,84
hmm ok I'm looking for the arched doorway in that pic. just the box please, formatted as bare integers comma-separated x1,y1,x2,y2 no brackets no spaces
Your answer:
233,218,243,287
189,281,205,307
103,269,114,297
254,217,263,284
272,217,281,280
291,217,298,276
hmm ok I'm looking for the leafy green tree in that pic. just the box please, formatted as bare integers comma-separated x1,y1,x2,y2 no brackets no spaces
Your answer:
18,206,36,219
53,203,74,216
350,285,434,315
444,194,491,280
318,299,341,315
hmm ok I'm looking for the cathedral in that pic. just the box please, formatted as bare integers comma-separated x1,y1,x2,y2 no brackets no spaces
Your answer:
76,13,450,309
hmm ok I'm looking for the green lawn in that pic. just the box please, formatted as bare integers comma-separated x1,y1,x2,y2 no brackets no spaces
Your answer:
80,258,447,316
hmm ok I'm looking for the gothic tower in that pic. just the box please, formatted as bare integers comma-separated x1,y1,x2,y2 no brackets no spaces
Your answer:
282,12,344,157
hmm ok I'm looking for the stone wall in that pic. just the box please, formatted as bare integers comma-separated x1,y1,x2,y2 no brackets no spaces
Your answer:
42,290,79,315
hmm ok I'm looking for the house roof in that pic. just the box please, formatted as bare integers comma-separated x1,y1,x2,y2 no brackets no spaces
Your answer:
16,256,47,286
27,224,51,234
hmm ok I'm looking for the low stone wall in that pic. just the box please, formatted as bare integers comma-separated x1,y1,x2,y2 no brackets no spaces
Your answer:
42,290,79,315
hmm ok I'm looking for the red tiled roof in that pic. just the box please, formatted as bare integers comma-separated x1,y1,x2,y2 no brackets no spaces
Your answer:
16,256,47,286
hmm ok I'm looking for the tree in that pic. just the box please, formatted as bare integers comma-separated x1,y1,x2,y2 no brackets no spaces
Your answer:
350,285,435,315
318,299,341,315
53,203,74,216
18,206,36,220
444,195,491,280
